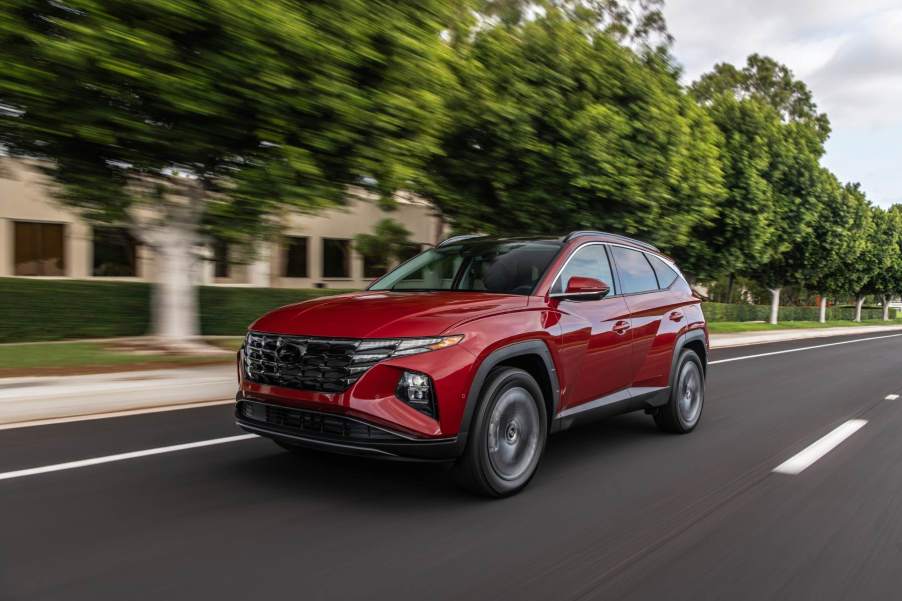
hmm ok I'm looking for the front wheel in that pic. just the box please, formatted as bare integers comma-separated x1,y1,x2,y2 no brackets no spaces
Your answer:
654,349,705,433
453,367,548,497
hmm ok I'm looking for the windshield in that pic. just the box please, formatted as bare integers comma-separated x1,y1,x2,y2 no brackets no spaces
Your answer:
369,240,562,295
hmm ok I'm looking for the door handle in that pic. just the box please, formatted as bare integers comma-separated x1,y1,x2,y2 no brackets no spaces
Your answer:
613,320,631,335
669,310,684,322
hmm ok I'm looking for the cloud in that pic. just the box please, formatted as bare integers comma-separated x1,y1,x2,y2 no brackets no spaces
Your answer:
664,0,902,207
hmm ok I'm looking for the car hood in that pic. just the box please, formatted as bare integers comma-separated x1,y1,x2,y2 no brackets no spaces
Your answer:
249,291,529,339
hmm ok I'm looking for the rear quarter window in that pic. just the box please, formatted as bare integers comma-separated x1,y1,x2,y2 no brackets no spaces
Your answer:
610,246,658,294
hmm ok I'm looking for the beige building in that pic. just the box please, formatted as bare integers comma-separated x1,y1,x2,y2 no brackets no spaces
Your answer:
0,160,444,289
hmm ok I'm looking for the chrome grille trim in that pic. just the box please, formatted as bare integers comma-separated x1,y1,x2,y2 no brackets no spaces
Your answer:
243,332,404,393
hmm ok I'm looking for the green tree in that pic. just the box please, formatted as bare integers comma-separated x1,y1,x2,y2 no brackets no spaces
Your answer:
691,55,829,323
477,0,672,49
795,174,873,322
423,11,724,265
354,218,413,277
0,0,453,344
853,203,900,321
880,206,902,319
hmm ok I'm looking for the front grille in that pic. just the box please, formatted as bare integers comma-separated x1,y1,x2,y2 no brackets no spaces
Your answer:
239,401,403,442
243,332,402,393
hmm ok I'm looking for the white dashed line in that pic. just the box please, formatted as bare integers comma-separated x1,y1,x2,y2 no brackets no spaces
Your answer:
0,434,257,482
773,420,867,475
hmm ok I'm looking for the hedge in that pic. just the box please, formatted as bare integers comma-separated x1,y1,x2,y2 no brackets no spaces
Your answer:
0,278,897,343
701,302,893,323
0,278,347,343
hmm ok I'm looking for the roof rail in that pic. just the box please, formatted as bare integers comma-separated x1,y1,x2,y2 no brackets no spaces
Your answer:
437,234,485,247
563,230,660,252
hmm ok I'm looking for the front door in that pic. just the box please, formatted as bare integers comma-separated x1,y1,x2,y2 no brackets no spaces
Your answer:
552,244,634,411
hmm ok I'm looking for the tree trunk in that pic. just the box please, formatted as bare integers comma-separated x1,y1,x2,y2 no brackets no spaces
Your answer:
726,273,735,304
818,296,827,323
768,287,781,325
882,295,891,321
854,295,865,322
152,221,200,343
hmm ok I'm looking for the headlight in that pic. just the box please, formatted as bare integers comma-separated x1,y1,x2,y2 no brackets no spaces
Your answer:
357,335,464,357
396,370,437,419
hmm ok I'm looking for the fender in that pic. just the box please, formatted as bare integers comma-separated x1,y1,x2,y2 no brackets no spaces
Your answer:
457,339,561,448
667,328,708,390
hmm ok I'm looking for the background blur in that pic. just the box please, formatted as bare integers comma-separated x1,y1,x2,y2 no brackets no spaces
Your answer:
1,0,901,363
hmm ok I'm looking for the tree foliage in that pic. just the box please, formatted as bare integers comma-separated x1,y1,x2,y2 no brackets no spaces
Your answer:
354,218,413,272
424,11,724,266
0,0,454,238
477,0,672,49
690,55,829,288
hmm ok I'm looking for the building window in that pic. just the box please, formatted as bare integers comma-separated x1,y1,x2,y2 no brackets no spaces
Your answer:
13,221,66,276
322,238,351,278
92,227,137,277
362,253,386,279
283,236,308,278
213,239,230,278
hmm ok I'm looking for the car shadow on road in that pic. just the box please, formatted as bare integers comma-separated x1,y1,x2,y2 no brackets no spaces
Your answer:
223,411,671,505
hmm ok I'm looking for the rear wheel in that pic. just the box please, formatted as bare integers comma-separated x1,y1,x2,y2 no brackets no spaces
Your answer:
654,349,705,433
453,367,547,497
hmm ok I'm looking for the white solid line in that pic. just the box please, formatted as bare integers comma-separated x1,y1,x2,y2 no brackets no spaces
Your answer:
709,333,902,365
886,394,900,401
0,399,234,431
0,434,258,482
773,420,867,475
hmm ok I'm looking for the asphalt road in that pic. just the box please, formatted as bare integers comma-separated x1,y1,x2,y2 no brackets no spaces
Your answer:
3,331,902,601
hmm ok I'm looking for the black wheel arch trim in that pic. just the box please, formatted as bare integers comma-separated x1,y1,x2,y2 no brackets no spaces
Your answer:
669,329,708,391
457,339,561,447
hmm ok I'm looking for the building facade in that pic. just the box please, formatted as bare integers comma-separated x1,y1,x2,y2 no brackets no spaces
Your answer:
0,160,444,289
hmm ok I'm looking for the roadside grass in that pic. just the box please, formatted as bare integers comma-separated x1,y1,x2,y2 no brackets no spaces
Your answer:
0,337,244,377
708,319,902,333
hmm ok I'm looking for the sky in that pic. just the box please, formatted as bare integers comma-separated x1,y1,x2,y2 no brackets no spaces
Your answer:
664,0,902,208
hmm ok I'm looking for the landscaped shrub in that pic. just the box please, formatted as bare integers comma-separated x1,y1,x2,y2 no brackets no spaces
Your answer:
0,278,347,342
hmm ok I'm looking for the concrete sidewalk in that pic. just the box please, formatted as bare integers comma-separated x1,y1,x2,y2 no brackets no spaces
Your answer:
3,324,902,427
0,365,235,426
708,323,902,348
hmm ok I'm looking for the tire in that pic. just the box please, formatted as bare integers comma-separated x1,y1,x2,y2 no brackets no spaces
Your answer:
453,367,548,497
654,349,705,433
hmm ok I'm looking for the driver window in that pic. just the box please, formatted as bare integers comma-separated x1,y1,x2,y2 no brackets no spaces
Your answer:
552,245,615,295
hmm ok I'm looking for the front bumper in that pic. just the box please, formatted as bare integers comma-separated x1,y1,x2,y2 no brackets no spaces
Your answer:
235,397,461,461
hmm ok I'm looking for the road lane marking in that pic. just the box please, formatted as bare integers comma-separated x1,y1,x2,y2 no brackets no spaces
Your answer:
0,399,234,431
886,394,900,400
773,420,867,475
709,333,902,365
0,434,258,482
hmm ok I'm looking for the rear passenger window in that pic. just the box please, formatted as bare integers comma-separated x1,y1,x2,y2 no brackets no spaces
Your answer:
611,246,658,294
552,245,616,295
647,254,678,289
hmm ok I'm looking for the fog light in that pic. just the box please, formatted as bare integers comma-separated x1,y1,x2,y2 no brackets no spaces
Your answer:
396,371,437,418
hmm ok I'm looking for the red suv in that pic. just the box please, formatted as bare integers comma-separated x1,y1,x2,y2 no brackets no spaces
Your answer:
236,231,708,496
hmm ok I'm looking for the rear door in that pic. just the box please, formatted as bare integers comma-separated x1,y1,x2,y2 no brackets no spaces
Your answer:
610,246,687,389
551,244,633,410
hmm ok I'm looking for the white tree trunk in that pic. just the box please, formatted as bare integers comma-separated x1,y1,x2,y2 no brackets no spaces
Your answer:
151,221,200,343
768,287,781,325
882,295,891,321
818,296,827,323
854,296,865,322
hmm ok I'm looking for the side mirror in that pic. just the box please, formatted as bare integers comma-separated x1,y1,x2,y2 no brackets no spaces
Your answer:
551,276,611,300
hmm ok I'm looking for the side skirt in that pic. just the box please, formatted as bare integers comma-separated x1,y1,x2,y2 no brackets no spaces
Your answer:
551,386,670,433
